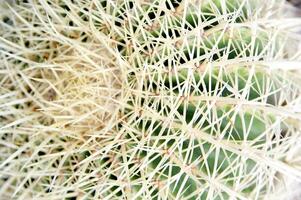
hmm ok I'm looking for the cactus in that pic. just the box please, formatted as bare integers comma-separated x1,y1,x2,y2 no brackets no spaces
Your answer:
0,0,301,199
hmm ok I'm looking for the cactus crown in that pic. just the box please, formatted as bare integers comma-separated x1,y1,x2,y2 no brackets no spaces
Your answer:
0,0,301,199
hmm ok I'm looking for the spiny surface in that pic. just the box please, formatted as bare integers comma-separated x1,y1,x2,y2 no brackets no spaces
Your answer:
0,0,301,200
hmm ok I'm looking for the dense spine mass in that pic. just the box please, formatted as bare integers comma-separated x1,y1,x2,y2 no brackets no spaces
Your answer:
0,0,301,199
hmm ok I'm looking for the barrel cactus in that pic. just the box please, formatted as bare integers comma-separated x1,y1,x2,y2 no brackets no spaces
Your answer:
0,0,301,199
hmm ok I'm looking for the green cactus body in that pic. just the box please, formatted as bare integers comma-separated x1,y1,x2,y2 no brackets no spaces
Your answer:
113,0,288,199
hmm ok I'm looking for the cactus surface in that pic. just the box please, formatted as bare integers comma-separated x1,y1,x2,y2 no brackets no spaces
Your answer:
0,0,301,199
